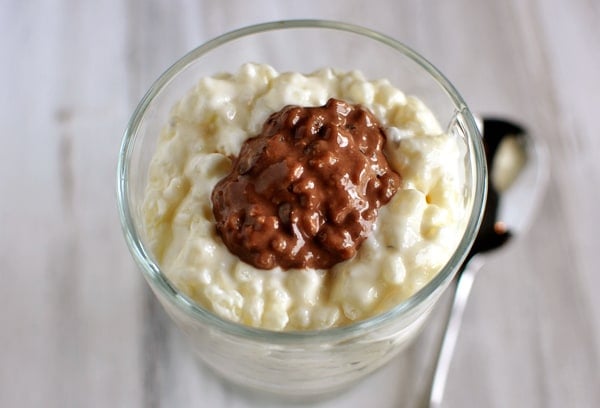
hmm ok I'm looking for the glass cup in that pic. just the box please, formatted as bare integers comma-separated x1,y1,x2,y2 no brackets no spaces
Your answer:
117,20,486,398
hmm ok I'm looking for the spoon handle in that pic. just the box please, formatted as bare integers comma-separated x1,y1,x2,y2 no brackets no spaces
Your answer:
428,255,486,408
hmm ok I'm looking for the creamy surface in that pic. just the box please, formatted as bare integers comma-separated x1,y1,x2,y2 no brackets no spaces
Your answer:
142,63,467,330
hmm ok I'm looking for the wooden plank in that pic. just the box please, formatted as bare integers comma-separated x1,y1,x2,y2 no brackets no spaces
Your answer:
0,1,142,407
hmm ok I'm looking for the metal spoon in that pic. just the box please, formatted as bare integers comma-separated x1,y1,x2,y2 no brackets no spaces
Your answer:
428,118,548,407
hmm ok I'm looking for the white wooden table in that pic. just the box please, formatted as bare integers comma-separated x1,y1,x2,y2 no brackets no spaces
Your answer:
2,1,599,407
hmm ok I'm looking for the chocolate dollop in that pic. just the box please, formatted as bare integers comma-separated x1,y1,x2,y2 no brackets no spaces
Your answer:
211,98,400,270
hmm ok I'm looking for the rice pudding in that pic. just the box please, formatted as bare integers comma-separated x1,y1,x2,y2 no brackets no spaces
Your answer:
141,63,467,331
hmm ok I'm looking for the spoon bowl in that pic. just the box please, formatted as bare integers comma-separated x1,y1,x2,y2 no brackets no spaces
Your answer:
490,119,548,240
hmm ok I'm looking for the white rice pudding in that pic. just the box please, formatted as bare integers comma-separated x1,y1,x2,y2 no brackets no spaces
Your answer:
142,63,467,331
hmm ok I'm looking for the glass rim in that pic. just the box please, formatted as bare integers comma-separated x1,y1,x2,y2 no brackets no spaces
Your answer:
116,19,487,343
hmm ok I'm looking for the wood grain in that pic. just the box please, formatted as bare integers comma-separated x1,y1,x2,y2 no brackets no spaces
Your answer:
1,1,598,407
